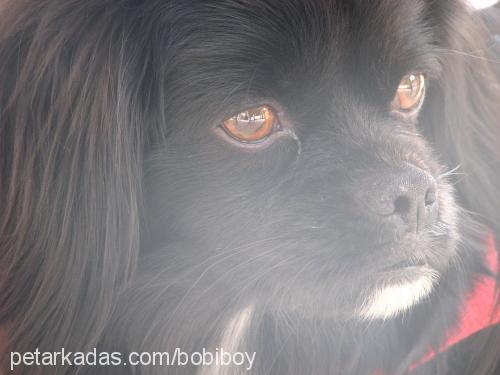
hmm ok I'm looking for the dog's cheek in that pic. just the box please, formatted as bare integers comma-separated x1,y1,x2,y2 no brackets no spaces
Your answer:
143,137,300,247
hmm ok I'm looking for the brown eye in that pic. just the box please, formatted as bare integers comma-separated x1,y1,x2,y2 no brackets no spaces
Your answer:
391,73,426,114
222,105,278,143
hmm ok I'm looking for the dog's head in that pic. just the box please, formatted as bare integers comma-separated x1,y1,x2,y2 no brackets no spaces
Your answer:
1,0,500,369
143,0,464,320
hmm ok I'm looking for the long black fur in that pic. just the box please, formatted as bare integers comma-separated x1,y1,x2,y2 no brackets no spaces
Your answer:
0,1,499,374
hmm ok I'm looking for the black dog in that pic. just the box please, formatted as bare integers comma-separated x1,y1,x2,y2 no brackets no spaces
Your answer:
1,1,499,374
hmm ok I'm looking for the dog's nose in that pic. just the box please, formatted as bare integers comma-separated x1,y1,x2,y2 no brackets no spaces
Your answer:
365,165,439,234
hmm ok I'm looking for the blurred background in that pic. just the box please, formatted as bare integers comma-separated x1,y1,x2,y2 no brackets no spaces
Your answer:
470,0,499,9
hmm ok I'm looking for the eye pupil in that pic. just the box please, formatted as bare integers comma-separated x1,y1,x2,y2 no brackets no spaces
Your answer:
222,105,277,143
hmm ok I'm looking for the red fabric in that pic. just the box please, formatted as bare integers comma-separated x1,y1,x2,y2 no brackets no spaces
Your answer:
410,232,500,370
441,233,499,347
374,232,499,374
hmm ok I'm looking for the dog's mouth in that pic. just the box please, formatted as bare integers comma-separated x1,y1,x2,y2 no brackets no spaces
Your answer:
372,223,454,268
352,212,458,320
384,259,427,272
381,262,439,284
376,242,443,281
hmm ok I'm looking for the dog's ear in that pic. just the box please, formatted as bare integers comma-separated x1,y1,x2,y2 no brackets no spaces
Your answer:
420,4,500,235
0,0,150,363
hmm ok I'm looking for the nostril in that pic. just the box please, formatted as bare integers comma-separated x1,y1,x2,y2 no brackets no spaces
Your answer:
424,187,437,207
393,195,411,214
367,166,439,236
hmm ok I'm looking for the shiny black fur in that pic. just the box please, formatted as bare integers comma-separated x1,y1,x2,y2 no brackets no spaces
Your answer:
0,1,499,374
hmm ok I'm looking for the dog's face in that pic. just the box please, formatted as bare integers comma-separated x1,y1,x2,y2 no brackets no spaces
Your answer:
4,1,500,371
143,0,460,321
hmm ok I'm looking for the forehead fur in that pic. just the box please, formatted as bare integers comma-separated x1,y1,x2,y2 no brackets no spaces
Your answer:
155,0,444,124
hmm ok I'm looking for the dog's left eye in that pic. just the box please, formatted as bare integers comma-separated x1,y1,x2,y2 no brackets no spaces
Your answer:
221,105,279,143
391,73,426,115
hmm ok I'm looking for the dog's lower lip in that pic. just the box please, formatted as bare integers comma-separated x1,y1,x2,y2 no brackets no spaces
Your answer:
385,260,426,272
395,261,421,268
379,263,439,285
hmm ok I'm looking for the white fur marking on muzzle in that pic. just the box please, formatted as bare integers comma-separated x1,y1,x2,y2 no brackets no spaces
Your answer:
358,267,439,321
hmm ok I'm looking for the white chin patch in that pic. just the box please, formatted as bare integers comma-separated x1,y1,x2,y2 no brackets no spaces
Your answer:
358,267,439,321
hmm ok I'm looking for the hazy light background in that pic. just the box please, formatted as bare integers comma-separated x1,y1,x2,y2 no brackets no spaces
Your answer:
469,0,498,9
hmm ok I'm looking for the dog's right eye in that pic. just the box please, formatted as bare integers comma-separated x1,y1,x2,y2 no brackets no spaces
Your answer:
221,105,279,143
391,73,426,115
